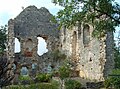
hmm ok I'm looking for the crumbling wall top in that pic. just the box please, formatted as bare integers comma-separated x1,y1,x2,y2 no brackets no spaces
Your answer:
14,5,59,38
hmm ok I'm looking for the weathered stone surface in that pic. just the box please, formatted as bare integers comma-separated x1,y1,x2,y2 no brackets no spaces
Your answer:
7,5,114,83
60,24,114,81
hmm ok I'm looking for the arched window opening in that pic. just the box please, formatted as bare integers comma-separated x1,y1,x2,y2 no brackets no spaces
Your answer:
32,63,37,70
21,67,29,75
83,24,90,47
72,31,77,60
37,37,48,56
14,38,20,53
24,39,33,57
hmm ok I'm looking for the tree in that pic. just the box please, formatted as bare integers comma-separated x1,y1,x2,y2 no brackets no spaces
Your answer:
0,25,7,54
0,55,14,88
52,0,120,37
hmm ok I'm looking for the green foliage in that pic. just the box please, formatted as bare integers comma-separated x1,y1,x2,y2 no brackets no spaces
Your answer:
0,25,7,54
19,75,31,81
8,80,59,89
65,79,82,89
51,49,66,61
114,46,120,69
58,60,71,80
33,81,59,89
52,0,120,37
104,69,120,89
35,73,52,82
9,85,26,89
18,75,33,85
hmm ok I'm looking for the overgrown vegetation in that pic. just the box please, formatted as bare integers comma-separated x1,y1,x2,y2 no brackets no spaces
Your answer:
65,79,82,89
35,73,52,82
52,0,120,38
51,49,66,62
8,80,59,89
19,75,32,85
114,46,120,69
104,69,120,89
104,44,120,89
0,25,7,54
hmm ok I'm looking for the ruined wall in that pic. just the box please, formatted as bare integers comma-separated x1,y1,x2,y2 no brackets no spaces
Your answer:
7,6,114,82
8,6,61,76
7,19,15,77
60,24,114,81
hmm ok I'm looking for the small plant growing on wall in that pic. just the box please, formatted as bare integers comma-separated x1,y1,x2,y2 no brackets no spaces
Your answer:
51,49,66,62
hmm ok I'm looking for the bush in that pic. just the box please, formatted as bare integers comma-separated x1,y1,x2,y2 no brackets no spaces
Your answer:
104,69,120,89
65,79,82,89
9,85,26,89
37,81,59,89
19,75,31,81
8,80,59,89
35,73,52,82
19,75,32,85
9,85,20,89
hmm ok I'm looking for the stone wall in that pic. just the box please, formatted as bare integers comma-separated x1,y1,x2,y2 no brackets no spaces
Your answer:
7,5,114,82
8,6,61,77
60,23,114,81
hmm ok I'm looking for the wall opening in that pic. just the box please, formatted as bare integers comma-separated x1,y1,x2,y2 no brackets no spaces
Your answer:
32,63,37,70
72,31,77,60
24,39,33,57
21,67,29,75
37,37,48,56
83,24,90,47
14,38,21,53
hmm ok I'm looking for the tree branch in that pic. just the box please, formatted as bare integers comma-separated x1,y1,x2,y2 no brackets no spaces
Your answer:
95,8,120,24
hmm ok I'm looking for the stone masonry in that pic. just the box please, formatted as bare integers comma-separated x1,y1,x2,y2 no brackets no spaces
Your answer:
7,5,114,82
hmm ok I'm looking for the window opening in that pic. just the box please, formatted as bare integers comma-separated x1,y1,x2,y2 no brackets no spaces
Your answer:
21,67,29,75
37,37,48,56
14,38,20,53
83,24,90,46
72,31,77,60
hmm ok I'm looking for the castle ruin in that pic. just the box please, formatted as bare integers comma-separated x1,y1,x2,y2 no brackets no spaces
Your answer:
7,6,114,82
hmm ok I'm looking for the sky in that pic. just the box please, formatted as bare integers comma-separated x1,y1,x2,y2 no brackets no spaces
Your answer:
0,0,120,54
0,0,63,55
0,0,64,25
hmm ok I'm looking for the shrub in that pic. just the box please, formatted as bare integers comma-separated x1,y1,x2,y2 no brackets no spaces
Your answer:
29,80,59,89
29,84,37,89
65,79,82,89
8,81,59,89
19,75,32,85
19,75,31,81
9,85,20,89
104,69,120,89
9,85,26,89
35,73,52,82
